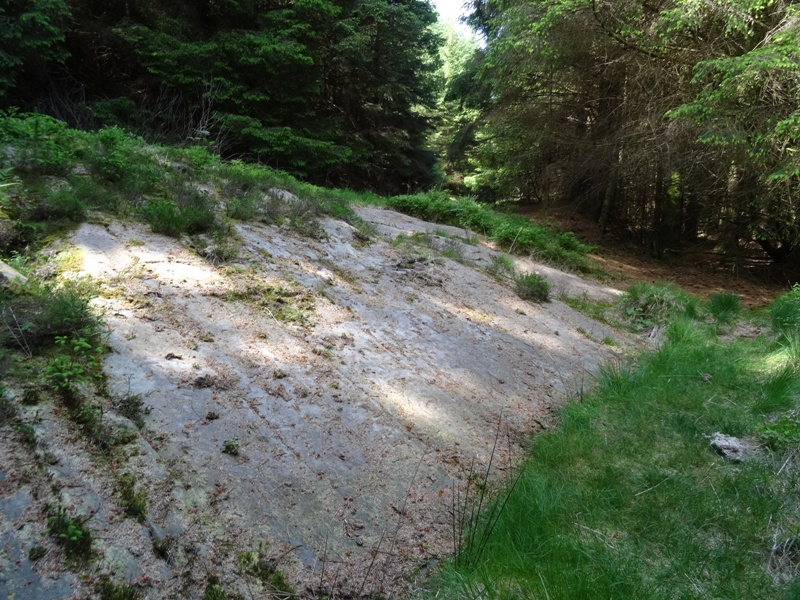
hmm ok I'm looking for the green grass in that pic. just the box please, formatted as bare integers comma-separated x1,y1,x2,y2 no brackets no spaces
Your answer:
374,192,596,273
432,322,800,600
771,284,800,336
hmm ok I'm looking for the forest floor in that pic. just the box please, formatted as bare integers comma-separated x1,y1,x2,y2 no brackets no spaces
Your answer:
517,204,788,307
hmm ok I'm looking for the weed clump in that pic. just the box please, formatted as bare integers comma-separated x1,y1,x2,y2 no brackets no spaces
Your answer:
112,393,150,429
118,474,147,521
622,281,698,328
222,439,240,455
759,415,800,453
514,272,551,303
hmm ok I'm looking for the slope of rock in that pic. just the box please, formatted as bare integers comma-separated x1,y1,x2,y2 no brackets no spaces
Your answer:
1,206,628,598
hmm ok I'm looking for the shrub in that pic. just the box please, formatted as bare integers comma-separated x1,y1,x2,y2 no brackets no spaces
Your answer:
91,126,132,183
1,279,100,352
707,291,742,324
226,191,261,221
142,198,186,237
175,187,217,234
770,284,800,335
514,272,551,302
42,189,87,222
0,114,77,175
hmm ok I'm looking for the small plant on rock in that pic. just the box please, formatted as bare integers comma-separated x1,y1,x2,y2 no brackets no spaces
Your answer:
46,507,92,561
113,393,150,429
98,579,140,600
514,272,551,303
45,333,101,404
118,474,147,521
488,254,516,280
222,438,240,456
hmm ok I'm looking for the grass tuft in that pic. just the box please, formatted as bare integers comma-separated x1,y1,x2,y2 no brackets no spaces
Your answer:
707,291,742,324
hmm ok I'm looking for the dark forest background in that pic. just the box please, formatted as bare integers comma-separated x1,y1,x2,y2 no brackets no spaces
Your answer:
3,0,800,267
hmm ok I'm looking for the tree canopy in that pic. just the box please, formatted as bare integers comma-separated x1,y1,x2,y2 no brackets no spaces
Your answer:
447,0,800,264
1,0,443,193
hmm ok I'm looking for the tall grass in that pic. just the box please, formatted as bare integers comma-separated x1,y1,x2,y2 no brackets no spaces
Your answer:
432,324,800,600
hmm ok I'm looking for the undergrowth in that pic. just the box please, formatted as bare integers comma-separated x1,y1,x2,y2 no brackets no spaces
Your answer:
431,298,800,600
380,192,596,273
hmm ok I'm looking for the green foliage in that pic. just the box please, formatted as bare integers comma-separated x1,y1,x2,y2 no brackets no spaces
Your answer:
226,192,261,221
45,333,101,402
1,279,100,353
759,415,800,453
90,127,135,183
141,183,217,238
202,582,230,600
488,254,516,279
46,507,92,561
28,546,47,561
238,545,296,594
707,291,742,324
141,199,185,237
514,272,551,303
222,439,240,456
0,113,78,175
13,422,37,447
112,393,150,429
0,1,70,97
37,189,88,222
753,363,800,415
770,284,800,335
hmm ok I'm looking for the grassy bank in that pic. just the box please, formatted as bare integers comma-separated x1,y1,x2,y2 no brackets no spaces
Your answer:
0,113,594,274
433,288,800,600
376,192,596,273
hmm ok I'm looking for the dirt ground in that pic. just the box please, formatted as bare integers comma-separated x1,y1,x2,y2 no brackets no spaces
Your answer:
0,206,631,599
517,204,789,308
